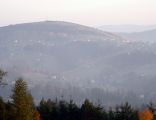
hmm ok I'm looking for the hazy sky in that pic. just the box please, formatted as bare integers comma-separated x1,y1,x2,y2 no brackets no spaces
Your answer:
0,0,156,27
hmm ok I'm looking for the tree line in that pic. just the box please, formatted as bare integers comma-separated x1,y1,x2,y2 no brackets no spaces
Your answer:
0,69,155,120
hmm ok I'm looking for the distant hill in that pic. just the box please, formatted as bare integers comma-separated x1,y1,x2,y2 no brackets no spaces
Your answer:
98,25,156,33
1,21,156,105
119,29,156,43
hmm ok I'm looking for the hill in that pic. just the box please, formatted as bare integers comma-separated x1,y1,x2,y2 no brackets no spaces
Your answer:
119,29,156,43
98,25,156,33
1,21,156,105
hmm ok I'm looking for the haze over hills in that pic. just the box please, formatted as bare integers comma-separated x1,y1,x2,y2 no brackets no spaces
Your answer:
1,21,156,105
99,25,156,43
119,29,156,43
98,25,156,33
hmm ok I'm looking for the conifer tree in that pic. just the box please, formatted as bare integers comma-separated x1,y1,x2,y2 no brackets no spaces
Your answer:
0,69,7,86
0,97,6,120
12,78,34,120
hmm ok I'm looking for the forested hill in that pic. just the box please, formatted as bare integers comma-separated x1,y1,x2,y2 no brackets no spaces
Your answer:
1,21,156,105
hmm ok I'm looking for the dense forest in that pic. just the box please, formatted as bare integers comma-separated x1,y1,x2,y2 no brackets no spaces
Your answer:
0,69,155,120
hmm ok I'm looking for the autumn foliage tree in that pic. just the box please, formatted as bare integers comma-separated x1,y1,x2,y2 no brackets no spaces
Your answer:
139,109,153,120
33,110,41,120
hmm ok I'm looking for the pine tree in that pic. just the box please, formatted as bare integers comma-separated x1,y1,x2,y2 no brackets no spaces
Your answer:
0,69,7,86
116,102,139,120
0,97,6,120
12,78,34,120
5,101,16,120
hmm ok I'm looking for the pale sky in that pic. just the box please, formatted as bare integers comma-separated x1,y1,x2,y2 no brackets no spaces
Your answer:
0,0,156,27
